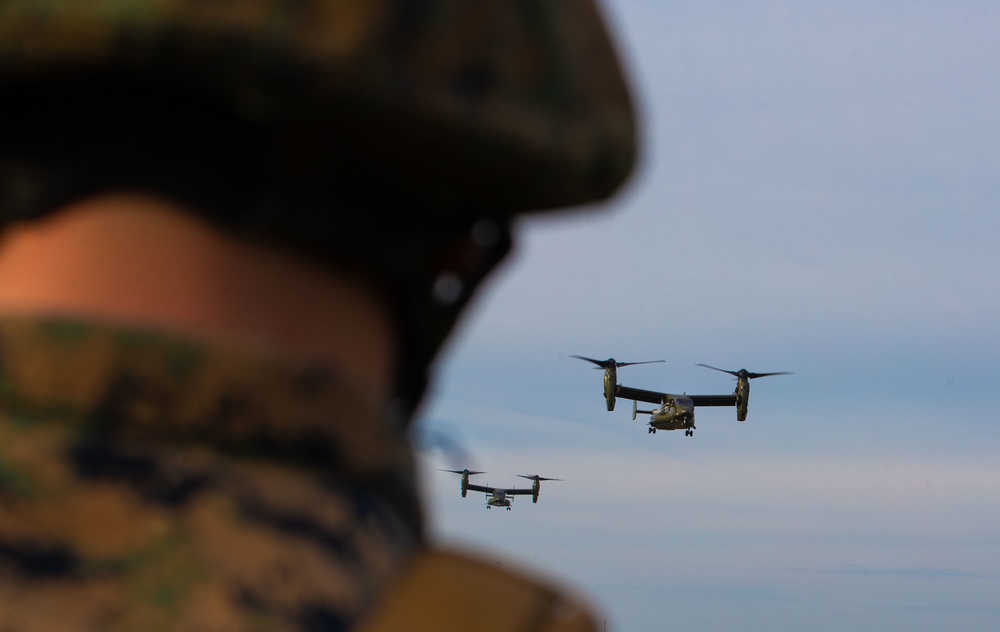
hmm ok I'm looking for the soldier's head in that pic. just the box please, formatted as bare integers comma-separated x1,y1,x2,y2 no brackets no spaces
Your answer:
0,1,636,417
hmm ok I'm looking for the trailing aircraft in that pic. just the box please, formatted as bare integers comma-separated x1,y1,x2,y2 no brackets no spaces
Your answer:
442,469,562,510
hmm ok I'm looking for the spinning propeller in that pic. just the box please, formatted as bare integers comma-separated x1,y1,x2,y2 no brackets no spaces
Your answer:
571,355,664,369
516,475,562,504
695,365,794,380
572,355,664,411
697,364,793,421
442,469,484,498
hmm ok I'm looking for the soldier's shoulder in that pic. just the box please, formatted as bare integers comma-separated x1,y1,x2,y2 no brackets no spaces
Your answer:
357,547,599,632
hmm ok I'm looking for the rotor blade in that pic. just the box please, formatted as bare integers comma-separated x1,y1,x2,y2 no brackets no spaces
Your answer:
570,355,613,369
745,371,794,379
571,355,664,369
441,469,485,476
695,363,740,377
516,475,564,482
697,364,793,380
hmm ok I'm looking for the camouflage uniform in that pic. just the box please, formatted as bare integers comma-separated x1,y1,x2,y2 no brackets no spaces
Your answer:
0,317,417,630
0,2,635,630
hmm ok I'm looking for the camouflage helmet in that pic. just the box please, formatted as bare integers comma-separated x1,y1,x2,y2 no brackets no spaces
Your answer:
0,0,637,414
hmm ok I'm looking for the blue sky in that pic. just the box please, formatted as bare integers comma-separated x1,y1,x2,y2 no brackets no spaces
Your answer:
414,2,1000,630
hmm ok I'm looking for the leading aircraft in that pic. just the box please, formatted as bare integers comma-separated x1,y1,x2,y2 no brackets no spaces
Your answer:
442,469,562,510
572,356,791,437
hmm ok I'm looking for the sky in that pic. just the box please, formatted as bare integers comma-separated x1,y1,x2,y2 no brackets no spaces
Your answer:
413,2,1000,631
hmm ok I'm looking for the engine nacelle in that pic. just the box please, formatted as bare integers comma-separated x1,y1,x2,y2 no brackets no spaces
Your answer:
736,377,750,421
698,363,790,422
604,364,617,411
532,479,540,503
460,473,469,497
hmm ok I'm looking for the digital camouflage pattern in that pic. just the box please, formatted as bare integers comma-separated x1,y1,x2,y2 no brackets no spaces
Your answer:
0,0,636,216
0,317,418,631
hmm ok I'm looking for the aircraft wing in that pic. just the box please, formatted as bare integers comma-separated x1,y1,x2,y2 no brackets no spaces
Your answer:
616,384,737,408
688,394,737,407
615,385,668,404
467,483,497,494
468,484,533,496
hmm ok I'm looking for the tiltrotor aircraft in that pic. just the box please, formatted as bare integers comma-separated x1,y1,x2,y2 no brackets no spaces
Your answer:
442,469,562,510
573,356,791,437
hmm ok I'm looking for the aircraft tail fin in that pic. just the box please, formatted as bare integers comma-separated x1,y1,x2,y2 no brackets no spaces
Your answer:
632,399,655,420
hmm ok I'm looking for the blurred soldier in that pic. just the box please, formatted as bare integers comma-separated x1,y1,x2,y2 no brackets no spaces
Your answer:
0,1,635,630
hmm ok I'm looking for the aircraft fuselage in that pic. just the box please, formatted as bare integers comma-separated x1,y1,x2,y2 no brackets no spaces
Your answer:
648,396,696,432
486,491,512,510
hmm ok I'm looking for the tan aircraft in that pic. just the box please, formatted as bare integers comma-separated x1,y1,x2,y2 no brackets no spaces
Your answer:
573,356,792,437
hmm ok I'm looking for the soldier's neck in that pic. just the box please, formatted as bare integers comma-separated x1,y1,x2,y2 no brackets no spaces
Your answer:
0,193,396,401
